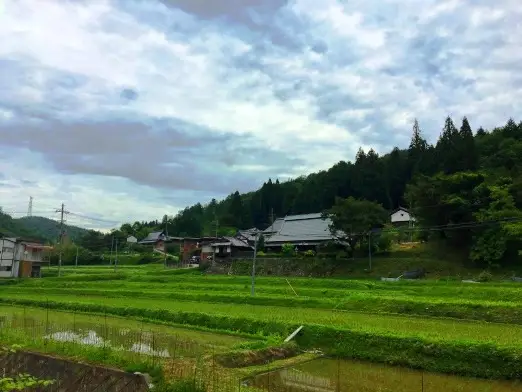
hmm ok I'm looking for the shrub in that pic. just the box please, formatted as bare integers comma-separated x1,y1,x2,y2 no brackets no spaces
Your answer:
257,251,266,257
303,250,315,257
335,251,348,261
477,270,493,282
281,243,294,256
137,254,156,265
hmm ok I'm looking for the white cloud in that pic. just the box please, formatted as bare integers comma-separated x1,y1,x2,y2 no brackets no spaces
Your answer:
0,0,521,228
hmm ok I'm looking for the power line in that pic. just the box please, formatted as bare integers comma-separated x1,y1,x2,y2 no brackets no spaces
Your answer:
67,212,119,224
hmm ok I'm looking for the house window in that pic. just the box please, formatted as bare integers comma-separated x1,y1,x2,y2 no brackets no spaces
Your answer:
2,247,13,253
0,266,12,272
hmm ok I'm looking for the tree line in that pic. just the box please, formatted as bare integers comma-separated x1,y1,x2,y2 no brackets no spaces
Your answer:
75,116,522,267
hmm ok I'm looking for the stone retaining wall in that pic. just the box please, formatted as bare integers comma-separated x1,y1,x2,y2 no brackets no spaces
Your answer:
0,351,150,392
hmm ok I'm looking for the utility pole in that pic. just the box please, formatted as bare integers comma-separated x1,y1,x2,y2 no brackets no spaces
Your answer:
368,230,372,272
55,203,68,277
251,234,258,296
75,244,79,267
212,216,218,267
109,236,114,265
270,208,274,226
114,239,118,272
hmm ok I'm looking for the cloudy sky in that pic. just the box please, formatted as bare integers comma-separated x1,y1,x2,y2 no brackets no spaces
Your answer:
0,0,520,230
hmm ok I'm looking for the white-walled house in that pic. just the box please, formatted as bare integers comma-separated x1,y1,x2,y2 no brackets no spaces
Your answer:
0,237,51,278
390,207,416,226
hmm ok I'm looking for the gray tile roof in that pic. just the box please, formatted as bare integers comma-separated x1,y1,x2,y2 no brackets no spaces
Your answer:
263,218,284,234
211,236,253,249
265,213,338,244
237,228,260,242
139,231,164,244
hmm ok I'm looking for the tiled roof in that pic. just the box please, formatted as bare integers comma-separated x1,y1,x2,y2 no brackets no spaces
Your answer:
265,213,338,244
263,218,284,234
237,228,260,242
139,231,164,243
211,236,253,249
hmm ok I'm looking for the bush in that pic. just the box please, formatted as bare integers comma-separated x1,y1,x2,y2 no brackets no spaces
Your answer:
281,243,294,256
137,254,156,265
303,250,315,257
257,251,266,257
335,251,348,261
477,270,493,282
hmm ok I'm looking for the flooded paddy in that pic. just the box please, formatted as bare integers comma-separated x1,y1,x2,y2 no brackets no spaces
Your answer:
247,358,522,392
0,305,250,359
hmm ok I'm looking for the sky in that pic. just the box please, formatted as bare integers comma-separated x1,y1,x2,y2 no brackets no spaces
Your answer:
0,0,521,231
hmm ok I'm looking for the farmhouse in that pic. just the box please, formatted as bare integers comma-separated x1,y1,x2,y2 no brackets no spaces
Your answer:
0,236,51,278
390,207,416,227
209,237,253,260
235,227,261,246
138,230,183,253
263,218,284,237
264,213,342,251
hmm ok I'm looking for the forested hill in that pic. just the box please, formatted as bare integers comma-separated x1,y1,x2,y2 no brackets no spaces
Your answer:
15,216,89,242
0,211,88,243
115,116,522,240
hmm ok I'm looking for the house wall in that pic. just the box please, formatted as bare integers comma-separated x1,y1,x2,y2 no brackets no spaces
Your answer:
19,261,32,278
0,239,19,278
154,240,165,252
1,240,46,278
391,210,412,223
182,240,200,261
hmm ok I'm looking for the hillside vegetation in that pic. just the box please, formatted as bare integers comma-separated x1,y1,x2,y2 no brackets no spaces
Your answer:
0,210,88,243
73,116,522,271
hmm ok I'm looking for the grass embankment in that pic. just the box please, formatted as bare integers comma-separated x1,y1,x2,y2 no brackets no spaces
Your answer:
3,265,522,380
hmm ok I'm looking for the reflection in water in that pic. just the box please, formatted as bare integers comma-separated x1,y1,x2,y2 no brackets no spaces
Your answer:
1,310,212,359
48,331,105,347
247,358,522,392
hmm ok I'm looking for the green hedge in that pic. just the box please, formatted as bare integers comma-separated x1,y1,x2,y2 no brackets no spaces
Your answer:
2,297,522,380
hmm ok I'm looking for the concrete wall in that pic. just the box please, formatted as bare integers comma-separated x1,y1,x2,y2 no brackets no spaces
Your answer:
1,350,150,392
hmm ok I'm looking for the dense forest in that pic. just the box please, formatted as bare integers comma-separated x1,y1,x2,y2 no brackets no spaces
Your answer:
89,116,521,267
3,116,522,267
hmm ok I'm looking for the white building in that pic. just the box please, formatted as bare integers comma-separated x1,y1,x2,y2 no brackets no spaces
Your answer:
0,237,50,278
390,207,416,225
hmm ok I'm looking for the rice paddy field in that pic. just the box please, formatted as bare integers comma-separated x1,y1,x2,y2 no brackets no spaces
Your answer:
2,264,522,391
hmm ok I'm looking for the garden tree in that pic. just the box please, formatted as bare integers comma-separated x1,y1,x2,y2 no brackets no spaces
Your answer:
324,197,388,255
470,185,522,267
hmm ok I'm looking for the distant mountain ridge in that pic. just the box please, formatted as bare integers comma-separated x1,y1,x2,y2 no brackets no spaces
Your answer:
0,210,89,243
15,216,89,242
